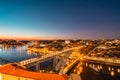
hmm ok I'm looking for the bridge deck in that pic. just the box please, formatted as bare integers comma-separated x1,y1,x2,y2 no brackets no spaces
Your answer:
19,46,85,66
84,56,120,66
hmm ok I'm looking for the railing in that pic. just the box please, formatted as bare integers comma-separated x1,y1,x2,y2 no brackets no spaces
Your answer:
19,46,85,66
84,56,120,66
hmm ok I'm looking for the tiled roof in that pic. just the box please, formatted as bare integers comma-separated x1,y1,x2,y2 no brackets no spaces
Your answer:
0,63,66,80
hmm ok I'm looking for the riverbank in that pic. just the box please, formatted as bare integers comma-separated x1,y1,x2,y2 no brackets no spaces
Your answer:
27,47,56,55
0,58,10,65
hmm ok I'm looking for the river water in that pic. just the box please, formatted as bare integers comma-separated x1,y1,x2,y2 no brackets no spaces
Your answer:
70,61,120,80
0,45,40,62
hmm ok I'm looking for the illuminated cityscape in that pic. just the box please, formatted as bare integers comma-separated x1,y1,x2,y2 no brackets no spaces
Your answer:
0,0,120,80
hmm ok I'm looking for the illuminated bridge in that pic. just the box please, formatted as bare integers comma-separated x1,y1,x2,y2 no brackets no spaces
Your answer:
19,46,85,72
84,56,120,66
84,45,120,66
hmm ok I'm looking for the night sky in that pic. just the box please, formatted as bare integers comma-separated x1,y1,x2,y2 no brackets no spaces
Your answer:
0,0,120,40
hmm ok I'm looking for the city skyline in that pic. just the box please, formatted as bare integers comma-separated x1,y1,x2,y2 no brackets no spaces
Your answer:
0,0,120,40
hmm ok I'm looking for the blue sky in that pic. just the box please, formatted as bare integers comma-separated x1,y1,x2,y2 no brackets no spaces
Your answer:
0,0,120,40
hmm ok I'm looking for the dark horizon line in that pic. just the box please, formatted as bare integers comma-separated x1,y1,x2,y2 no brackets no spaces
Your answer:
0,38,119,41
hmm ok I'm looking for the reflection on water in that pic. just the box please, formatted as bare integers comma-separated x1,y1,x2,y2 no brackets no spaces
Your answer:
0,45,40,62
71,61,120,80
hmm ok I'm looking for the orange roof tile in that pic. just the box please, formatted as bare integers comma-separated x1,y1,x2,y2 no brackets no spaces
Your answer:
0,63,66,80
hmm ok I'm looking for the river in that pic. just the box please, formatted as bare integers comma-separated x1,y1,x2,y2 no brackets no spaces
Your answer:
70,61,120,80
0,45,40,62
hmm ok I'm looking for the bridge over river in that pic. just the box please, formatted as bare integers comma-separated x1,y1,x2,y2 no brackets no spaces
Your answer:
19,46,85,73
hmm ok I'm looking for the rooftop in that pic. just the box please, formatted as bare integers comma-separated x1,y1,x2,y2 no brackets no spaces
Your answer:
0,63,67,80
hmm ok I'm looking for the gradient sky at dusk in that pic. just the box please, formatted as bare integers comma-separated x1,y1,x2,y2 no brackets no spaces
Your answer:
0,0,120,40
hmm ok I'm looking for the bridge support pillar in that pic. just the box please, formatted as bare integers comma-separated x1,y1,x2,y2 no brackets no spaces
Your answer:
55,50,72,73
35,62,40,72
53,56,59,69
